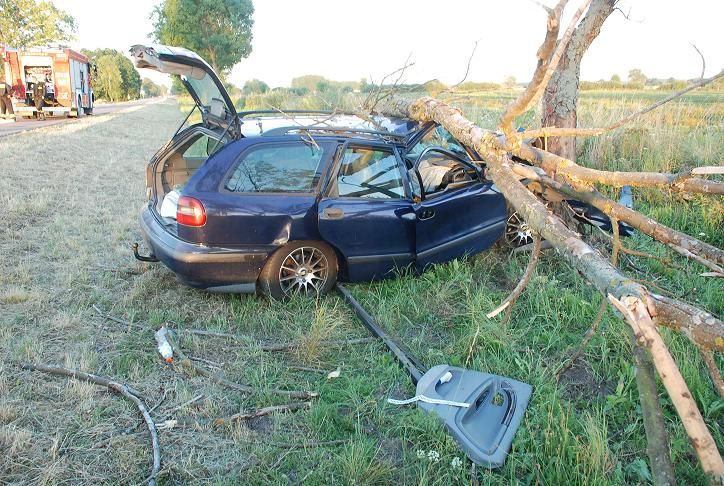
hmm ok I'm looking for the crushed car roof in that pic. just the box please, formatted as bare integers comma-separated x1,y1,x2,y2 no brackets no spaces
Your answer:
237,111,426,141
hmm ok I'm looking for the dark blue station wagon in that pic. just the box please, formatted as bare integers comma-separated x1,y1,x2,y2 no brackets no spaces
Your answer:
131,45,509,298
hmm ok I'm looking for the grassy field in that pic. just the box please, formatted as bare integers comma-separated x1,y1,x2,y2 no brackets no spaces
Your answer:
0,92,721,485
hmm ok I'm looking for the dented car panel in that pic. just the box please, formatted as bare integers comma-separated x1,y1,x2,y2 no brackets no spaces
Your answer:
133,44,509,294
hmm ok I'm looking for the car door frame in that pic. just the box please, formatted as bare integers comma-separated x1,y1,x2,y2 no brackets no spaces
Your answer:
317,140,418,281
409,144,506,270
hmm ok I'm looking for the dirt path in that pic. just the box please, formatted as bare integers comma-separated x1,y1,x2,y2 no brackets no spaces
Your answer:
0,98,163,138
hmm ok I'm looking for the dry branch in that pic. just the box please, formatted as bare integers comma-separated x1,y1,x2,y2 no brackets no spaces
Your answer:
164,332,318,400
19,363,161,485
374,94,724,478
698,348,724,399
516,143,724,195
487,234,542,318
608,296,724,480
519,163,724,266
160,402,311,429
520,70,724,141
628,328,676,486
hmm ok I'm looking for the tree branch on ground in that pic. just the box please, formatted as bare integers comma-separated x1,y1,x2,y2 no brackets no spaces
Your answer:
19,362,161,486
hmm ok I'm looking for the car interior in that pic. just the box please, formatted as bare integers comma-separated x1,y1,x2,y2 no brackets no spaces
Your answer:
403,126,481,200
155,131,222,217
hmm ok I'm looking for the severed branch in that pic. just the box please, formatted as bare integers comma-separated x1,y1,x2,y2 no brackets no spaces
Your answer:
608,295,724,480
502,0,593,141
627,327,677,486
698,347,724,399
518,70,724,140
157,401,311,429
487,233,542,318
500,0,568,137
19,363,161,486
517,163,724,266
516,143,724,195
164,332,318,400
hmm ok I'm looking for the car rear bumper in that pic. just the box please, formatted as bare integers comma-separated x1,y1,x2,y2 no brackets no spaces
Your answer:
139,206,274,292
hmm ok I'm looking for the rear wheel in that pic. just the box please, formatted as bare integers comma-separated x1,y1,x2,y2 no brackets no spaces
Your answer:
76,97,84,118
258,241,338,299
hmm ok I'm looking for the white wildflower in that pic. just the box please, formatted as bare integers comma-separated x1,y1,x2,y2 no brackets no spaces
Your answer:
416,449,426,459
451,457,463,470
427,450,440,462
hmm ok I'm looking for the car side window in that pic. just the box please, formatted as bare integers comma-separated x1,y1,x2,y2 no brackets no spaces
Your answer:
331,147,406,199
225,142,326,193
407,125,469,161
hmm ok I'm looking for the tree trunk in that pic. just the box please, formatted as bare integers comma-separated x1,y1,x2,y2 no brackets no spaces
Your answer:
541,0,616,160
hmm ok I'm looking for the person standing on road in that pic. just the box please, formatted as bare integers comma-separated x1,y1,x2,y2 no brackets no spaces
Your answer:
1,82,14,116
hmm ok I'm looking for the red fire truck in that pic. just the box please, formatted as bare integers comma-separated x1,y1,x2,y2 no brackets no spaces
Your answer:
1,46,94,118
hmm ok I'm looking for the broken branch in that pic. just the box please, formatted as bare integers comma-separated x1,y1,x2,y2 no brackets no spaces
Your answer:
487,233,542,318
19,362,161,485
164,332,318,400
608,295,723,480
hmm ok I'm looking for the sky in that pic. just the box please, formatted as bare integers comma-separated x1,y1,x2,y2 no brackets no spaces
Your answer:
54,0,724,88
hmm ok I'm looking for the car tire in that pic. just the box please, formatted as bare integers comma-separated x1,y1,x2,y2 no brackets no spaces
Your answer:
258,241,338,299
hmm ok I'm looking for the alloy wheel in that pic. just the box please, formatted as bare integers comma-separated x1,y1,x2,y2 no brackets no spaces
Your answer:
506,212,534,247
278,246,329,295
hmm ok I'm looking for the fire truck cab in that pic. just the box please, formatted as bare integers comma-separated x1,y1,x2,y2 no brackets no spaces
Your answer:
2,46,94,119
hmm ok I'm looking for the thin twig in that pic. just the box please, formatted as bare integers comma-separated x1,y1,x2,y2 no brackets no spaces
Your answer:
557,299,607,378
20,363,161,485
260,337,376,352
487,234,542,318
159,401,311,429
165,332,318,400
698,347,724,399
250,439,349,449
92,305,149,331
164,394,204,415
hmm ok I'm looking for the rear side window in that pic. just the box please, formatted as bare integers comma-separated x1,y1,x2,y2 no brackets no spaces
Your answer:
225,142,326,193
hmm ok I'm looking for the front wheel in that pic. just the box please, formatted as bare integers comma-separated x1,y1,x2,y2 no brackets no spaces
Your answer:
258,241,338,299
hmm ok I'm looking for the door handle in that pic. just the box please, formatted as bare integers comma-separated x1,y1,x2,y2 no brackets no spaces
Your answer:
323,207,344,219
419,208,435,221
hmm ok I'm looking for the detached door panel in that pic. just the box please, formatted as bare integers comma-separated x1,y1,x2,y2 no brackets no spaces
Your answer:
415,183,506,270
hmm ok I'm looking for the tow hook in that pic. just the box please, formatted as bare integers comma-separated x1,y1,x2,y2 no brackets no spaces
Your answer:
132,242,159,262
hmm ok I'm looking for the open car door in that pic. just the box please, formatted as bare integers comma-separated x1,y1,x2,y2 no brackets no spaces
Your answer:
130,44,238,136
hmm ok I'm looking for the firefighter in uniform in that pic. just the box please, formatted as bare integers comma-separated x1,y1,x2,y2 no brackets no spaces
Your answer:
0,82,14,116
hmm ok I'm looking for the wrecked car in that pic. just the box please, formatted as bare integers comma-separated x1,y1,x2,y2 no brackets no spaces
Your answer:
130,44,515,298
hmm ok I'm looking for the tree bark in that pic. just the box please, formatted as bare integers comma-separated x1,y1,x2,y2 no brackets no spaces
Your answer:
375,95,724,479
541,0,616,160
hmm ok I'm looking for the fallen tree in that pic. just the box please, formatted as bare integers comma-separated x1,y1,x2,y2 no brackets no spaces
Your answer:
370,1,723,482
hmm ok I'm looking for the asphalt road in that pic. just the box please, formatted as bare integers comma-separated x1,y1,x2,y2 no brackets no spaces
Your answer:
0,98,160,137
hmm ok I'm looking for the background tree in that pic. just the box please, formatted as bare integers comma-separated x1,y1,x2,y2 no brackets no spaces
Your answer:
0,0,76,47
541,0,617,161
82,49,141,101
628,68,647,89
152,0,254,75
291,75,326,93
141,78,162,98
242,79,269,95
503,75,518,89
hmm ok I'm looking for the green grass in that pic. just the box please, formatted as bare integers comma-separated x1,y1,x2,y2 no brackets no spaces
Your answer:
0,94,721,484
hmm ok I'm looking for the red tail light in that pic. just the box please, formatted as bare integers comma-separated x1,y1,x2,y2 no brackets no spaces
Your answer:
176,196,206,227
